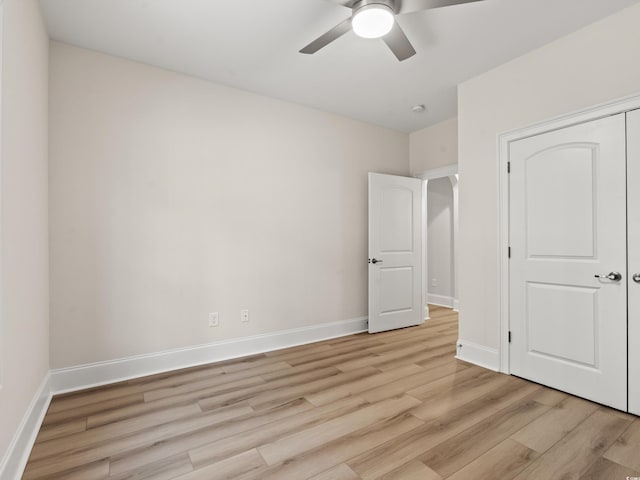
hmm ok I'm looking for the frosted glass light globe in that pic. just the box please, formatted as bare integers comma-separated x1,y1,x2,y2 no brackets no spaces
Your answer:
352,4,394,39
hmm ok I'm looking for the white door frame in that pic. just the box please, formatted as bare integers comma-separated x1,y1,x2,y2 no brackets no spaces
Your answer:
0,1,4,389
498,91,640,374
414,164,459,320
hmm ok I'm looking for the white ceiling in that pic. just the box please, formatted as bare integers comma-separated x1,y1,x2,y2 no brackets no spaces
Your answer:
39,0,639,132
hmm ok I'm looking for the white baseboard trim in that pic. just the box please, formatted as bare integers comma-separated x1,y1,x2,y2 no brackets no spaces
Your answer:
0,373,52,480
455,339,500,371
452,299,459,311
427,294,455,308
50,317,368,394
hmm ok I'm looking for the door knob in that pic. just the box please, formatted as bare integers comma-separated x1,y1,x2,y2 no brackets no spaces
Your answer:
633,273,640,284
594,272,622,281
371,258,383,264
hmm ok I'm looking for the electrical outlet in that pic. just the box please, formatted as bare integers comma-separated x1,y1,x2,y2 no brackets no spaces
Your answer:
241,309,249,323
432,278,437,287
208,312,219,327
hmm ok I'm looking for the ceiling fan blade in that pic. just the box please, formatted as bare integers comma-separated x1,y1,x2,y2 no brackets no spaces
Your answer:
382,22,416,61
300,18,352,54
397,0,483,15
326,0,358,7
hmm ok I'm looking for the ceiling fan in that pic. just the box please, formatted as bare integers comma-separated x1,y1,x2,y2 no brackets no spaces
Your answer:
300,0,484,61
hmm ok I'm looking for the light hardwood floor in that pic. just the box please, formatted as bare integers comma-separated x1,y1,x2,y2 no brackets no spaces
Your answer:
23,305,640,479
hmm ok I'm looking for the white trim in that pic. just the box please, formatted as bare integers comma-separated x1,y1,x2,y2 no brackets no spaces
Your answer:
498,90,640,375
0,374,52,480
455,340,499,372
413,164,458,181
50,317,368,394
0,0,4,390
421,179,429,322
452,299,459,312
449,174,459,309
427,293,455,308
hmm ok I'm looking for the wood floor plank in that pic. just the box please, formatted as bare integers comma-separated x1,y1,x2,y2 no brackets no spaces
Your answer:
375,460,442,480
244,413,425,480
511,395,599,453
257,395,421,465
174,449,265,480
364,334,455,356
445,439,538,480
348,380,541,479
259,351,368,382
187,397,368,470
418,397,550,478
527,388,568,406
47,385,148,414
337,342,438,371
578,457,640,480
198,366,342,411
115,397,364,475
305,364,423,407
124,363,223,385
29,403,202,461
23,402,254,479
215,354,282,373
603,418,640,471
374,343,456,373
307,463,360,480
142,368,273,403
35,459,110,480
264,343,334,359
35,418,87,443
358,360,470,404
512,409,632,480
285,341,386,366
87,376,263,428
42,393,145,427
407,367,513,421
248,366,379,411
109,453,194,480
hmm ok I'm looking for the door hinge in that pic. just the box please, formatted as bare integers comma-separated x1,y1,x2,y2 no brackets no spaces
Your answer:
508,246,511,258
508,331,512,343
507,161,511,174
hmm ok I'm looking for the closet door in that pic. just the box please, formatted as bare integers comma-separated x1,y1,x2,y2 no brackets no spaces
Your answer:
628,109,640,415
509,114,628,411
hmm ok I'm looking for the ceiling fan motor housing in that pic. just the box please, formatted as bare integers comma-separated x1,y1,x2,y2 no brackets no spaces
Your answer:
352,0,397,14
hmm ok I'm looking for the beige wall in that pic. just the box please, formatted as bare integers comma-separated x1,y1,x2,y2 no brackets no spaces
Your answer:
409,117,458,175
49,42,409,368
458,3,640,350
0,0,49,460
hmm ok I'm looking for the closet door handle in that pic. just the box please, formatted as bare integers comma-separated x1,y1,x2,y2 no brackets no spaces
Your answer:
633,273,640,284
594,272,622,281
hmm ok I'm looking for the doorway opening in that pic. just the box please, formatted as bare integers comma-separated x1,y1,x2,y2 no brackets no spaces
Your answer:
415,165,459,321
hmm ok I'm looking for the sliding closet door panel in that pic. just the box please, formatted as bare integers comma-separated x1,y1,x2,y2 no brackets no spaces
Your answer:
628,109,640,416
509,114,627,411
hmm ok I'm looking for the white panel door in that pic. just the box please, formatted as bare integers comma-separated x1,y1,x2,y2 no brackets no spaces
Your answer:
509,114,627,410
368,173,423,333
628,109,640,415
